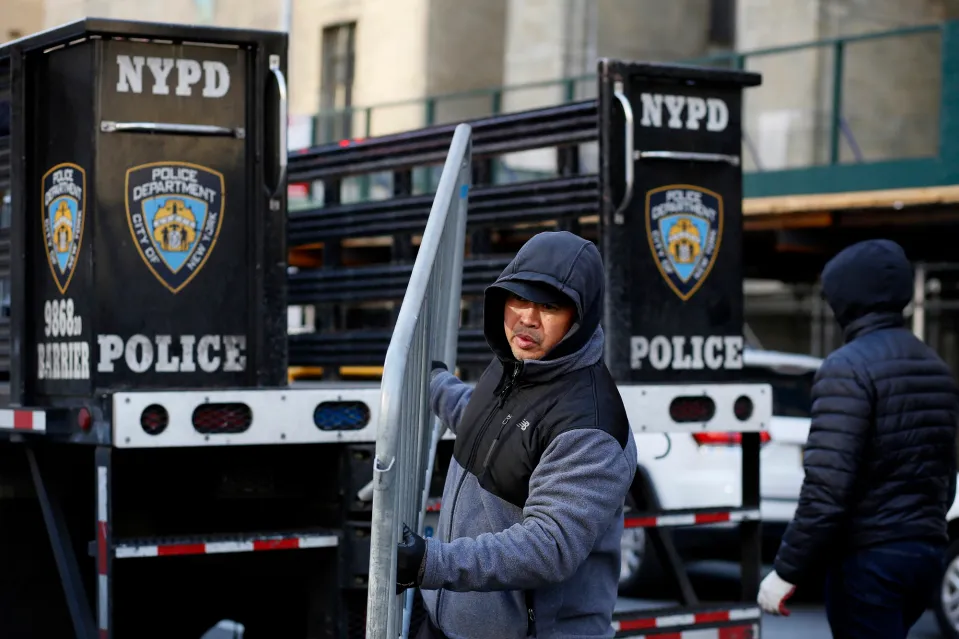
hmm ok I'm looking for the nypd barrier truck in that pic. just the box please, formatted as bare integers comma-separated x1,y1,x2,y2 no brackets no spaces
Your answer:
0,19,770,639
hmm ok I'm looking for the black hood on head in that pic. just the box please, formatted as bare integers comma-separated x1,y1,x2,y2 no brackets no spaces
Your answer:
484,231,605,362
821,239,913,328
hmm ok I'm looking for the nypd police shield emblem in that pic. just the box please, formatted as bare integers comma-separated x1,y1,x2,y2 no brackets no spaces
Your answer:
42,163,86,294
645,185,724,301
125,161,225,294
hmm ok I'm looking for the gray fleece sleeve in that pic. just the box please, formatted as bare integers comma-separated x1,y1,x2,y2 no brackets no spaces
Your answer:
419,427,632,592
429,369,472,435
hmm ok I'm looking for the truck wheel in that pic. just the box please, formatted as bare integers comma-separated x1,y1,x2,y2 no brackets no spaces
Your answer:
619,492,661,595
935,540,959,639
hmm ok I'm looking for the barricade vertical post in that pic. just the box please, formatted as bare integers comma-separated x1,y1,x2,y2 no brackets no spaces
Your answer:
366,124,472,639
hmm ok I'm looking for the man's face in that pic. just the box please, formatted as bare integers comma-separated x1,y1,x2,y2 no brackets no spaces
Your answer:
503,292,576,361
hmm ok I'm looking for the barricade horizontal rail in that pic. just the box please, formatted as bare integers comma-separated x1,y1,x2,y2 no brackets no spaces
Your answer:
287,100,596,182
288,175,597,244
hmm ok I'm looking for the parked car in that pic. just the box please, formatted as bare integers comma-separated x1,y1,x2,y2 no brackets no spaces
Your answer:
934,485,959,637
619,347,822,593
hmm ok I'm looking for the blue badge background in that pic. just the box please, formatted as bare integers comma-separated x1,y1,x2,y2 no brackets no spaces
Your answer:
657,213,711,283
47,195,81,273
140,196,209,274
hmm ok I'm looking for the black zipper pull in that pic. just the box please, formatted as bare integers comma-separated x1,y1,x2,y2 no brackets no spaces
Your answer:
498,362,523,407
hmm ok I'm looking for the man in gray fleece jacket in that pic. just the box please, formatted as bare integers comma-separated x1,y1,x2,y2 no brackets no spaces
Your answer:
395,230,638,639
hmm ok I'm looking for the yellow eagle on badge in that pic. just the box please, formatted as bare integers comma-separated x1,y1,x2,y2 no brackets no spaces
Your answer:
53,200,74,254
667,218,701,265
152,198,198,253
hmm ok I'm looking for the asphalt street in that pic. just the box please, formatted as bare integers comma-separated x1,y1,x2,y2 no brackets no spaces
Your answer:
616,560,946,639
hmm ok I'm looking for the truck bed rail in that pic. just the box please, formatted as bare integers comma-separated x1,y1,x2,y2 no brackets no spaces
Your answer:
287,100,596,181
289,329,490,367
288,257,510,305
288,175,597,243
0,55,12,378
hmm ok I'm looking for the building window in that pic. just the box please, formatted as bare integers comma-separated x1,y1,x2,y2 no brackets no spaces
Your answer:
319,22,356,144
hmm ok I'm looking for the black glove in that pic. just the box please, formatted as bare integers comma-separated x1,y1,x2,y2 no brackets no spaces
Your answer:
430,360,448,382
396,523,427,594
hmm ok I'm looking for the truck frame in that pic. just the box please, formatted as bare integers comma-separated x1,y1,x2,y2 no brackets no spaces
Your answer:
0,18,769,639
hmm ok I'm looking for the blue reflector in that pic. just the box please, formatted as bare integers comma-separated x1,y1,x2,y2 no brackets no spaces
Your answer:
313,401,371,431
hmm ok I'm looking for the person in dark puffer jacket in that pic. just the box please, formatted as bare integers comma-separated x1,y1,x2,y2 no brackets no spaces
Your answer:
758,239,959,638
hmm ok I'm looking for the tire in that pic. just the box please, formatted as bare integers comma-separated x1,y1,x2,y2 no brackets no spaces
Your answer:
935,540,959,639
618,492,663,596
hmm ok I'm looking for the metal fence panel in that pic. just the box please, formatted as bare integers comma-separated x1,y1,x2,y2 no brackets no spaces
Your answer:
366,123,472,639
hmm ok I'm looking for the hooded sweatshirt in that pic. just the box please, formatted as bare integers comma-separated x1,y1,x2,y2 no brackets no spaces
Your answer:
421,231,637,639
773,239,959,585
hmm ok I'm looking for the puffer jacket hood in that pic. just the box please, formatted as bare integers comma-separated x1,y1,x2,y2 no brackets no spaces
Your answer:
821,239,913,329
483,230,605,362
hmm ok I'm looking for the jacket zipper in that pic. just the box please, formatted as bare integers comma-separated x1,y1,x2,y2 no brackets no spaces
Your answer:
445,362,520,543
435,362,521,631
481,382,526,470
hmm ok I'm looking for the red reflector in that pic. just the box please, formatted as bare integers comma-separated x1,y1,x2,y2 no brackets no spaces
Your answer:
158,543,205,556
669,395,716,423
694,512,731,525
97,522,108,574
13,411,32,430
616,617,657,631
78,407,92,431
693,431,771,446
253,538,299,551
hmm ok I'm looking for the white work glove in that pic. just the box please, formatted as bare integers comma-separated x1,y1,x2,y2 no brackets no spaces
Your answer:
757,570,796,616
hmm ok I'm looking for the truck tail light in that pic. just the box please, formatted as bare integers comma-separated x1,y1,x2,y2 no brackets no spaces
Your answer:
733,395,754,421
141,404,169,436
692,431,771,446
192,403,252,435
668,396,716,423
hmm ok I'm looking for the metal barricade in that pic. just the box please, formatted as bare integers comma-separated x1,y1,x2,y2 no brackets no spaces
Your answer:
366,123,472,639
